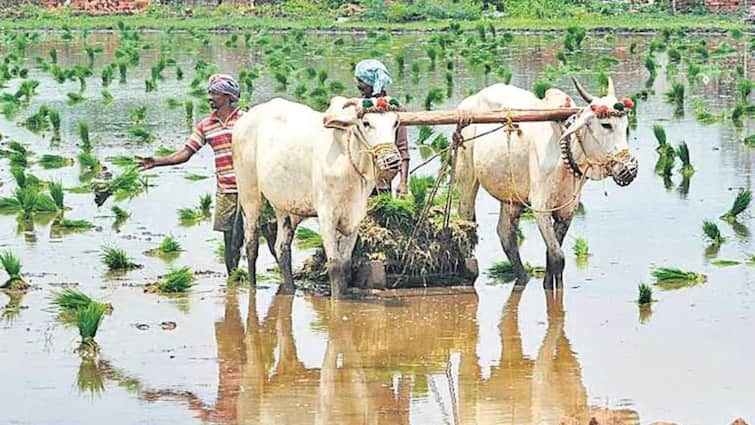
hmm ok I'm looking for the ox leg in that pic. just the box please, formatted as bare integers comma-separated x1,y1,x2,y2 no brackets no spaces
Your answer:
238,191,261,286
553,210,576,247
497,201,529,285
318,217,357,299
534,213,564,290
274,212,301,294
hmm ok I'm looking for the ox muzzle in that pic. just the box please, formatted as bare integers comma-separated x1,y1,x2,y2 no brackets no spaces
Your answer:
608,149,638,187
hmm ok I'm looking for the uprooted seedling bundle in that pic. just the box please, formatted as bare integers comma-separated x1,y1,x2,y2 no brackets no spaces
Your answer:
295,190,478,287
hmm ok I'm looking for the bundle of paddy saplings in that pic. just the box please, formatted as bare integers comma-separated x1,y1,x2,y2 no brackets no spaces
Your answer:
50,288,111,357
296,175,478,288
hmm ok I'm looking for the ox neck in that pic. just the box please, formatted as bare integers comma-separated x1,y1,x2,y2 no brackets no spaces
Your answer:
341,126,377,186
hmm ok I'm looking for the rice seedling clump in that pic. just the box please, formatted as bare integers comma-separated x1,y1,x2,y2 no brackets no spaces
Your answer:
101,247,140,271
1,251,28,291
154,267,195,293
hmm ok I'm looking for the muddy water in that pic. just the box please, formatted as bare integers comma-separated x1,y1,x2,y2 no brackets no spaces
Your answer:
0,31,754,424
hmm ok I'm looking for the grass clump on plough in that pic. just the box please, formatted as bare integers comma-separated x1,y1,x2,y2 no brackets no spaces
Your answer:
295,227,323,249
101,247,141,271
1,251,28,291
296,190,478,287
720,190,751,223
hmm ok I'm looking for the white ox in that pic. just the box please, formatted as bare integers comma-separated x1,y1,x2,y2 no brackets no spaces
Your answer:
232,97,401,297
455,78,638,289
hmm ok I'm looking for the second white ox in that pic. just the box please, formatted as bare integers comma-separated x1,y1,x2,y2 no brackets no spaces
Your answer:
232,97,402,297
455,78,638,289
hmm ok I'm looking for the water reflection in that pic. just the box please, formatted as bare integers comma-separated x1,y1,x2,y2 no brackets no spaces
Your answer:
133,288,640,424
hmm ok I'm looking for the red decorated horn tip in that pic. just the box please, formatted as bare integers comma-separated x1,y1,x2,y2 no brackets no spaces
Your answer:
591,104,609,115
376,97,388,108
621,97,634,109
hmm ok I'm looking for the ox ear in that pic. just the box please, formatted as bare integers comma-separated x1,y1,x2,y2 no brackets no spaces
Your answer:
323,109,358,129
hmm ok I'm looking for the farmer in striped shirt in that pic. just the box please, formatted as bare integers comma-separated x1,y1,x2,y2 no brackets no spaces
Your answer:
138,74,245,275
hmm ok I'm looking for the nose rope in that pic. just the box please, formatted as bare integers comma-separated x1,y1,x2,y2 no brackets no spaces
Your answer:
345,121,401,185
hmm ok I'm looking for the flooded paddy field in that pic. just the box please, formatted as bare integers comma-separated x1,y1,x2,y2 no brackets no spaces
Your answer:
0,28,753,424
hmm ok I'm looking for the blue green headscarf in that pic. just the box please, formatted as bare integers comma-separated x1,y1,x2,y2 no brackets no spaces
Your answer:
354,59,393,96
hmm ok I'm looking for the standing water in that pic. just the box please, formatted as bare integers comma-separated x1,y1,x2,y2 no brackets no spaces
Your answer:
0,30,753,424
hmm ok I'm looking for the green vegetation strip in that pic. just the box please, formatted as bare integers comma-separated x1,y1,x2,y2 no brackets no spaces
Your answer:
0,7,746,32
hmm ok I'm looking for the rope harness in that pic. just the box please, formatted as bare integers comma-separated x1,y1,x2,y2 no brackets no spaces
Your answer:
333,119,402,185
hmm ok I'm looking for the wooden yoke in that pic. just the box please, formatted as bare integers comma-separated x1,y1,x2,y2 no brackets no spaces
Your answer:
397,108,581,126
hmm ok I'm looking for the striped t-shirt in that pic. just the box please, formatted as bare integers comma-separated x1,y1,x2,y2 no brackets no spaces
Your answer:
185,108,244,194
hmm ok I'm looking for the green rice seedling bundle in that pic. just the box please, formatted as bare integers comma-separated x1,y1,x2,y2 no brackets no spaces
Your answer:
702,220,724,245
39,154,73,169
92,167,146,206
101,247,140,271
101,89,113,106
48,180,64,210
154,146,175,158
295,227,323,249
178,208,202,224
78,122,92,151
66,92,85,105
199,194,212,215
111,205,130,222
76,302,106,355
128,125,154,143
693,100,720,124
486,261,542,282
573,238,589,257
0,251,27,290
228,268,250,285
424,87,445,110
652,267,706,284
50,288,107,315
184,173,209,181
711,259,740,267
155,267,195,293
637,283,653,305
22,105,50,133
184,100,193,126
676,142,694,176
156,235,182,254
57,219,95,232
720,190,751,223
78,151,102,175
664,82,685,108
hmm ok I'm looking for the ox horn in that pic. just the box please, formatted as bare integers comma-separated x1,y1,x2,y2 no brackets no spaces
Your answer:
572,76,593,103
607,76,616,98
